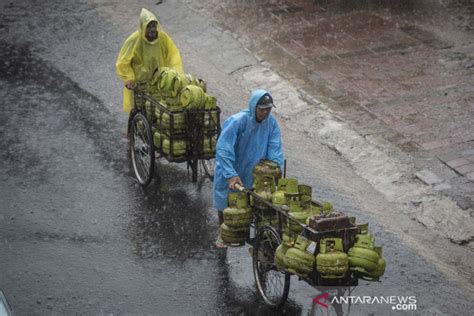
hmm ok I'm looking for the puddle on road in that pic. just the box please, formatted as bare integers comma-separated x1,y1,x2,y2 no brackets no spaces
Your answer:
127,162,216,261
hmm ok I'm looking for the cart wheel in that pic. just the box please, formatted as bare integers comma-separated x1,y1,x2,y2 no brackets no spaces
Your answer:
201,158,215,181
253,225,290,308
130,113,155,187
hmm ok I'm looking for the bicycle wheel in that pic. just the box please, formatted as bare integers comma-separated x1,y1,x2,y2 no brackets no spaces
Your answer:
201,158,215,181
253,225,290,308
130,113,155,187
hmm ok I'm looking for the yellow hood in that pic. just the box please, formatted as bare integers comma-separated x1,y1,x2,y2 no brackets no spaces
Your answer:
139,8,162,44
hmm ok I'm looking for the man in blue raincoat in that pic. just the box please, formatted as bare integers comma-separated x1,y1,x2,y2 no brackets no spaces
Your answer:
213,89,284,248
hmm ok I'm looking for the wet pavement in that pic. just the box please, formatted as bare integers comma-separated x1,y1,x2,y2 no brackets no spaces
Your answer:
0,41,212,314
190,0,474,209
0,0,473,315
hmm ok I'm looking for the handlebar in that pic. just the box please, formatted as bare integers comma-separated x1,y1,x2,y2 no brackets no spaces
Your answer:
234,183,245,192
125,81,148,92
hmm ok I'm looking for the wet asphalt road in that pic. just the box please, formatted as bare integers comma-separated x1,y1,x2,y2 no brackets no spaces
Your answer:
0,38,303,315
0,0,473,315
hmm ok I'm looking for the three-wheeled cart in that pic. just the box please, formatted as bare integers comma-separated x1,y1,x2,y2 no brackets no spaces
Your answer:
130,89,220,186
235,183,362,309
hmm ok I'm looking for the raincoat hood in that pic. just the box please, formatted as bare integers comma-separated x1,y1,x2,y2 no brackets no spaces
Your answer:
139,8,162,44
245,89,271,122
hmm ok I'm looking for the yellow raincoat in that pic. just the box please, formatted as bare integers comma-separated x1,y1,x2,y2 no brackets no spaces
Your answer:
116,8,184,113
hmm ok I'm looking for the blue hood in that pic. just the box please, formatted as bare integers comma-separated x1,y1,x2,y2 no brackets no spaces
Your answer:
244,89,270,121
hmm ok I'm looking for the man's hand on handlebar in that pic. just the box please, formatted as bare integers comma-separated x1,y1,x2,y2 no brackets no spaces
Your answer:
125,80,136,90
228,176,243,190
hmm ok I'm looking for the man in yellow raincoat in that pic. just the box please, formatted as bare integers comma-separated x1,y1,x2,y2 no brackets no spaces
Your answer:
116,8,184,133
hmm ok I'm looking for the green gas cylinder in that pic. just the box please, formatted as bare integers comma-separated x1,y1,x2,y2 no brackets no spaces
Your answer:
161,137,187,158
255,188,273,201
284,236,315,276
272,190,286,206
288,211,310,234
348,234,380,273
220,223,248,246
223,207,252,228
354,233,375,249
368,257,386,279
274,243,291,270
316,238,349,279
253,159,282,180
227,192,248,209
298,184,312,202
278,178,298,194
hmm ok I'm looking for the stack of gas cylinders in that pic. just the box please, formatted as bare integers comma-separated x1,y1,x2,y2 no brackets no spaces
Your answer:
219,192,252,246
136,67,218,159
220,160,386,281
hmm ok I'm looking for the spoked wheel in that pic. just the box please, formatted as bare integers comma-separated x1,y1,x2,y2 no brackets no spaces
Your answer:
253,225,290,309
130,113,155,187
201,158,215,181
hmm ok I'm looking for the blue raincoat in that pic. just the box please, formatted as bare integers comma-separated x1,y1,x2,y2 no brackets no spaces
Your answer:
213,89,284,211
